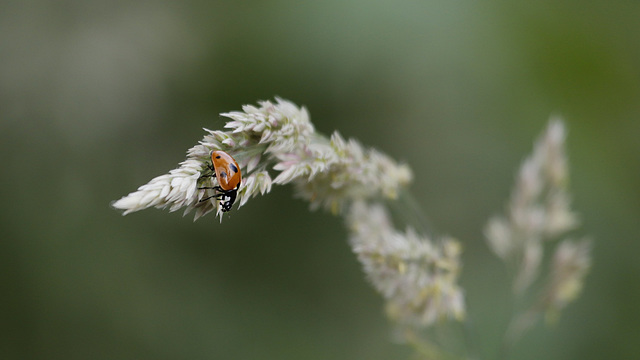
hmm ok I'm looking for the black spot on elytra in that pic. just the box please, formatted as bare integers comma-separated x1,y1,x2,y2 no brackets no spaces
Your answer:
229,163,238,173
216,155,221,159
220,171,227,178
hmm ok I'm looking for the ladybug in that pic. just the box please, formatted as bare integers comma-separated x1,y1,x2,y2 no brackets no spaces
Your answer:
199,150,242,212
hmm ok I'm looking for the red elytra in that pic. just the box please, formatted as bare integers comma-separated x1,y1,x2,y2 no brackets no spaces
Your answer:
198,150,242,212
211,150,242,191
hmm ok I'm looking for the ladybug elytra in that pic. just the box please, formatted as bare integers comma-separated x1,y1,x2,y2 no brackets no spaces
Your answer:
199,150,242,212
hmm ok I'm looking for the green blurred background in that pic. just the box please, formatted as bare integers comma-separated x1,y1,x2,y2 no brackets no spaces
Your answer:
2,1,639,359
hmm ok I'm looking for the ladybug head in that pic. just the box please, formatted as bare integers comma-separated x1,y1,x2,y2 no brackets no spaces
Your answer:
219,191,237,212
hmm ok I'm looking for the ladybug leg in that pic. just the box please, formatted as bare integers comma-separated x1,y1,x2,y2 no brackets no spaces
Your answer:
199,194,224,202
198,187,223,202
198,186,228,203
199,195,216,202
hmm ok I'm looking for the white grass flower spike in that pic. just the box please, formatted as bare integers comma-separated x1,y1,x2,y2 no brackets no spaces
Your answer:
112,98,413,220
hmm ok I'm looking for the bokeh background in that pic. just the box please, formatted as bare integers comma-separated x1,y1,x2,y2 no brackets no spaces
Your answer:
2,1,639,359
